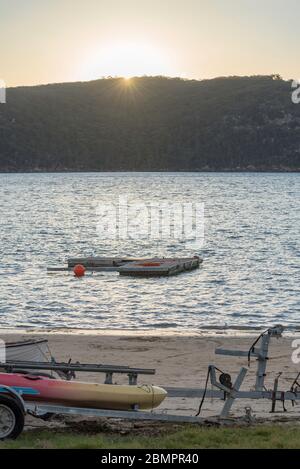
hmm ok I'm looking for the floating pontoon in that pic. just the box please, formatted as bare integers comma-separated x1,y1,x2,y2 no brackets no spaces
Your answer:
47,256,202,277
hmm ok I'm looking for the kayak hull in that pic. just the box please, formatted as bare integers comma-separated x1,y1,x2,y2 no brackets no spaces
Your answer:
0,373,167,411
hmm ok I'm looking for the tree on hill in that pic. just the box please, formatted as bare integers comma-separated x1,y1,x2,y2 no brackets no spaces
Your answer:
0,75,299,171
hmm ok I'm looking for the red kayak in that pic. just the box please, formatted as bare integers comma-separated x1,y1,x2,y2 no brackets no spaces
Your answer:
0,372,167,410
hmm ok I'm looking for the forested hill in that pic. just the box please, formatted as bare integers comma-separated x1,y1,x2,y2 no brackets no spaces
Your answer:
0,75,299,171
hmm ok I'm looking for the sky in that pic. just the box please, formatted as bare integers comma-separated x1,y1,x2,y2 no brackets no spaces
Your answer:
0,0,299,87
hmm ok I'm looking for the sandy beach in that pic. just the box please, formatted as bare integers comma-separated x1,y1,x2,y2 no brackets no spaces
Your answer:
1,329,300,424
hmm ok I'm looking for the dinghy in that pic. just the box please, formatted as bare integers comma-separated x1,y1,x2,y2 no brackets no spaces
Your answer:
0,372,167,411
5,339,50,362
3,340,73,380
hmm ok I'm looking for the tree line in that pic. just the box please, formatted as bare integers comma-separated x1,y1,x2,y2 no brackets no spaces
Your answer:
0,75,299,171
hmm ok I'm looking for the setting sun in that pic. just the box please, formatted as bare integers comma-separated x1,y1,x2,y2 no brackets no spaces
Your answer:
83,42,174,80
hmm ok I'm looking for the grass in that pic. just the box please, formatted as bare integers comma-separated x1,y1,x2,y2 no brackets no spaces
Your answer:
1,425,300,449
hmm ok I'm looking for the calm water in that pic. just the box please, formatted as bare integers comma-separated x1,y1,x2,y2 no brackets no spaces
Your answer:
0,172,299,332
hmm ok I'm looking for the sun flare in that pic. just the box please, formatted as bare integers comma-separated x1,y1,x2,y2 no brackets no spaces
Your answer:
83,42,174,80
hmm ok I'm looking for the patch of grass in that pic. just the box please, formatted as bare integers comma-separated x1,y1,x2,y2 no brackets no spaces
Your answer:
1,425,300,449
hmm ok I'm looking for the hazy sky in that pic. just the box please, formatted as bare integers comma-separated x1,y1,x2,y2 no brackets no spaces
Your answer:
1,0,299,87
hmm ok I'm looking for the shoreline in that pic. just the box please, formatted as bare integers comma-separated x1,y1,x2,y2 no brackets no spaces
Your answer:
0,170,299,174
0,326,299,338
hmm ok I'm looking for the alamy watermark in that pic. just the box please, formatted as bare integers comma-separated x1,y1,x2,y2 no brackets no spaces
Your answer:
0,339,6,363
96,195,205,247
0,80,6,104
291,339,300,363
291,79,300,104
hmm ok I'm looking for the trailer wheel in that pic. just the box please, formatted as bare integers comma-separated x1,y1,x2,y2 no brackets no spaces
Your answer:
0,395,25,440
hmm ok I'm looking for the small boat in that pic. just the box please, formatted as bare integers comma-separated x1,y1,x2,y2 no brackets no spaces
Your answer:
5,339,50,363
0,373,167,411
3,340,73,380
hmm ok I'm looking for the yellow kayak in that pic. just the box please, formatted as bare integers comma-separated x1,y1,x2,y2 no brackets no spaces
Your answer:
0,373,167,411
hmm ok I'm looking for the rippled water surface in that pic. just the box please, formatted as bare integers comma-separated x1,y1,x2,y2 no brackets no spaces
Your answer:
0,172,299,332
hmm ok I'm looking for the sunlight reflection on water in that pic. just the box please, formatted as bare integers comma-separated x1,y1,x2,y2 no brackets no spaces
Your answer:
0,172,299,332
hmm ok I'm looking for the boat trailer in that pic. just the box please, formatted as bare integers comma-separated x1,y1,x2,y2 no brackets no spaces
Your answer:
1,325,300,440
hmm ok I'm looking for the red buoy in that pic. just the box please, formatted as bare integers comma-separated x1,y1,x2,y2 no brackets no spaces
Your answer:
73,264,86,277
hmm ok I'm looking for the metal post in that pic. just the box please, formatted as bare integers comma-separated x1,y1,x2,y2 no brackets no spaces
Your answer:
220,367,248,418
254,333,271,391
128,373,138,385
105,372,113,384
271,373,281,413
